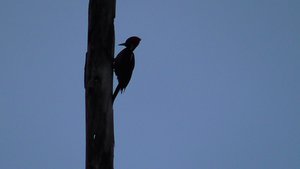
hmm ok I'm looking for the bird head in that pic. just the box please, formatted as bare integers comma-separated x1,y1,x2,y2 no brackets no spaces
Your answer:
119,36,141,51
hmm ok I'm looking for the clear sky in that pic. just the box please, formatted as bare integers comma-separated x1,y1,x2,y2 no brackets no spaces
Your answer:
1,1,300,169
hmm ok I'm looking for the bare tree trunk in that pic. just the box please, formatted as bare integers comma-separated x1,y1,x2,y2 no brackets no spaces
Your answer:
84,0,115,169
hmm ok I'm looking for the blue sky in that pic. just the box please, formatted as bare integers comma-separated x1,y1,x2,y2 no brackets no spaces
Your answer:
1,1,300,169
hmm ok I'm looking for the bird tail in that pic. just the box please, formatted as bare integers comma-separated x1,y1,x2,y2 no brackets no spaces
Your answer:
112,84,121,103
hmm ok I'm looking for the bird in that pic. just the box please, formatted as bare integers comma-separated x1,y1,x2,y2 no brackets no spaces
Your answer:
112,36,141,103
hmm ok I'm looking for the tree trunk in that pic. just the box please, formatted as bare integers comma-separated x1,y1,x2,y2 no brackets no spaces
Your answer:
84,0,115,169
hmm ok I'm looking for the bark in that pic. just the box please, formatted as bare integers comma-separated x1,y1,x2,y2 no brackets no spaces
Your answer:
84,0,115,169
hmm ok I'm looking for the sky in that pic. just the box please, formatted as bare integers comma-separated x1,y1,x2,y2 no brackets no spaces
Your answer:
0,0,300,169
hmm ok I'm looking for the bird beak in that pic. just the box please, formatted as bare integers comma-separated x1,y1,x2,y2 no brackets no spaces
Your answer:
118,43,126,46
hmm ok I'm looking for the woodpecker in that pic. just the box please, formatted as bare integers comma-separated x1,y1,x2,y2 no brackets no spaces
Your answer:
113,36,141,102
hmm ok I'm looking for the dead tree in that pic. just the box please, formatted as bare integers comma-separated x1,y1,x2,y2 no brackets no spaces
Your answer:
84,0,115,169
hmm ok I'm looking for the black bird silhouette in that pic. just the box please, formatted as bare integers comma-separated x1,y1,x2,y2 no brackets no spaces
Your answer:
113,36,141,103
